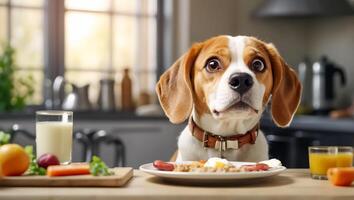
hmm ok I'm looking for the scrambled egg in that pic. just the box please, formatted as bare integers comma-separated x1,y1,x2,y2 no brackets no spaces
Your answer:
203,157,231,168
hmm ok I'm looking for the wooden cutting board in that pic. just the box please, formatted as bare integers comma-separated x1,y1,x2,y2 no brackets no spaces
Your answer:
0,167,133,187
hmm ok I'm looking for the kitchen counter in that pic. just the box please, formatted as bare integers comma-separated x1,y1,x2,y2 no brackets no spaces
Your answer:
261,114,354,134
0,110,166,121
0,169,353,200
2,110,354,133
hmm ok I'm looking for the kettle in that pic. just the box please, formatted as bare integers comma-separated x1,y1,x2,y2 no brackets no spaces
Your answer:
311,56,346,113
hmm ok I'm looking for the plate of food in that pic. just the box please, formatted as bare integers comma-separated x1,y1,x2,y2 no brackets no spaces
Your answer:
140,157,286,181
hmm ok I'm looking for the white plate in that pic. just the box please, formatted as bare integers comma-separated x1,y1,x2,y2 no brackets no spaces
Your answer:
139,161,286,182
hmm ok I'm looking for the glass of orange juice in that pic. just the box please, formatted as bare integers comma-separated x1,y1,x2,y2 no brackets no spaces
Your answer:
309,146,353,180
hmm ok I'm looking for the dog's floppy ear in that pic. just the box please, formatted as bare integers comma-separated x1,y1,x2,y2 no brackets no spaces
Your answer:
156,43,203,124
266,44,302,127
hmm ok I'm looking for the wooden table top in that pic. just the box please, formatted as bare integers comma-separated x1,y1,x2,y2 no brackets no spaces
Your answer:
0,169,353,200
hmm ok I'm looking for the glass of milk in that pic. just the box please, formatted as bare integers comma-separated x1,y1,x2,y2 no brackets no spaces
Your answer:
36,110,73,164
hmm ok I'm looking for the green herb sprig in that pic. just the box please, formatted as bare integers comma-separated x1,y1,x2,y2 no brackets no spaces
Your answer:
24,145,46,176
0,131,10,146
89,156,113,176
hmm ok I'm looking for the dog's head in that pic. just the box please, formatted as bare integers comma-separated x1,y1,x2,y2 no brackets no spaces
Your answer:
156,35,301,127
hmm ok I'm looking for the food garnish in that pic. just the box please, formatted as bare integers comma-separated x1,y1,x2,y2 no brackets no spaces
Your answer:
37,153,60,169
327,167,354,186
0,131,10,146
89,156,113,176
47,163,90,176
25,146,46,175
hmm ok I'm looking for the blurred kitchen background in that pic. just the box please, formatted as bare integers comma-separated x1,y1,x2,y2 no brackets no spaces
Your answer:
1,0,354,168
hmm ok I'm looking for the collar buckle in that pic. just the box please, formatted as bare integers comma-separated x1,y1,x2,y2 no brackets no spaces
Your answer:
215,136,226,158
215,137,226,151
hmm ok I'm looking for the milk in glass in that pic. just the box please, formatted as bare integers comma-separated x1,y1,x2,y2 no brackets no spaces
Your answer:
36,121,73,164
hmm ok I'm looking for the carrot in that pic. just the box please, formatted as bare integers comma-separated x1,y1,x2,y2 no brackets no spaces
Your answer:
47,163,90,177
327,167,354,186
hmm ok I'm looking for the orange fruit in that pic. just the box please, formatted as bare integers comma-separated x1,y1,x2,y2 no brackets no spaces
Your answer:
0,144,30,176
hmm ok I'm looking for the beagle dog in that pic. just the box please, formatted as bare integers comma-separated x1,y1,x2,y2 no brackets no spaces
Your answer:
156,35,302,162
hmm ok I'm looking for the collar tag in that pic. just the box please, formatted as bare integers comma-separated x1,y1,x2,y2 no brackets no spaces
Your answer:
226,140,239,149
215,139,239,157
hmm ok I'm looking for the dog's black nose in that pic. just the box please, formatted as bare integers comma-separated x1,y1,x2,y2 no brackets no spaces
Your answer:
228,73,254,95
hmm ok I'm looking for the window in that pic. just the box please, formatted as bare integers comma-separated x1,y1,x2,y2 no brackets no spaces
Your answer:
0,0,161,107
65,0,158,103
0,0,44,104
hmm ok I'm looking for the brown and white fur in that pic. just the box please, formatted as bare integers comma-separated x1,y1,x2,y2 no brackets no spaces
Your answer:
156,35,302,162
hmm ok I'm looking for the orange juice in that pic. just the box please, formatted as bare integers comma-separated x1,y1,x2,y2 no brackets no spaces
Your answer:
309,153,353,176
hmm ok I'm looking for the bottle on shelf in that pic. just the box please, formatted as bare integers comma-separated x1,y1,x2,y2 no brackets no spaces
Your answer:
121,68,134,111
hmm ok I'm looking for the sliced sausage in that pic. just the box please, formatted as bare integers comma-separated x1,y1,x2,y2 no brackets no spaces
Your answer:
153,160,175,171
240,163,270,172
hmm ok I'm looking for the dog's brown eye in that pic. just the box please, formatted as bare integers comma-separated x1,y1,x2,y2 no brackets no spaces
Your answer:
205,58,221,73
251,58,265,72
